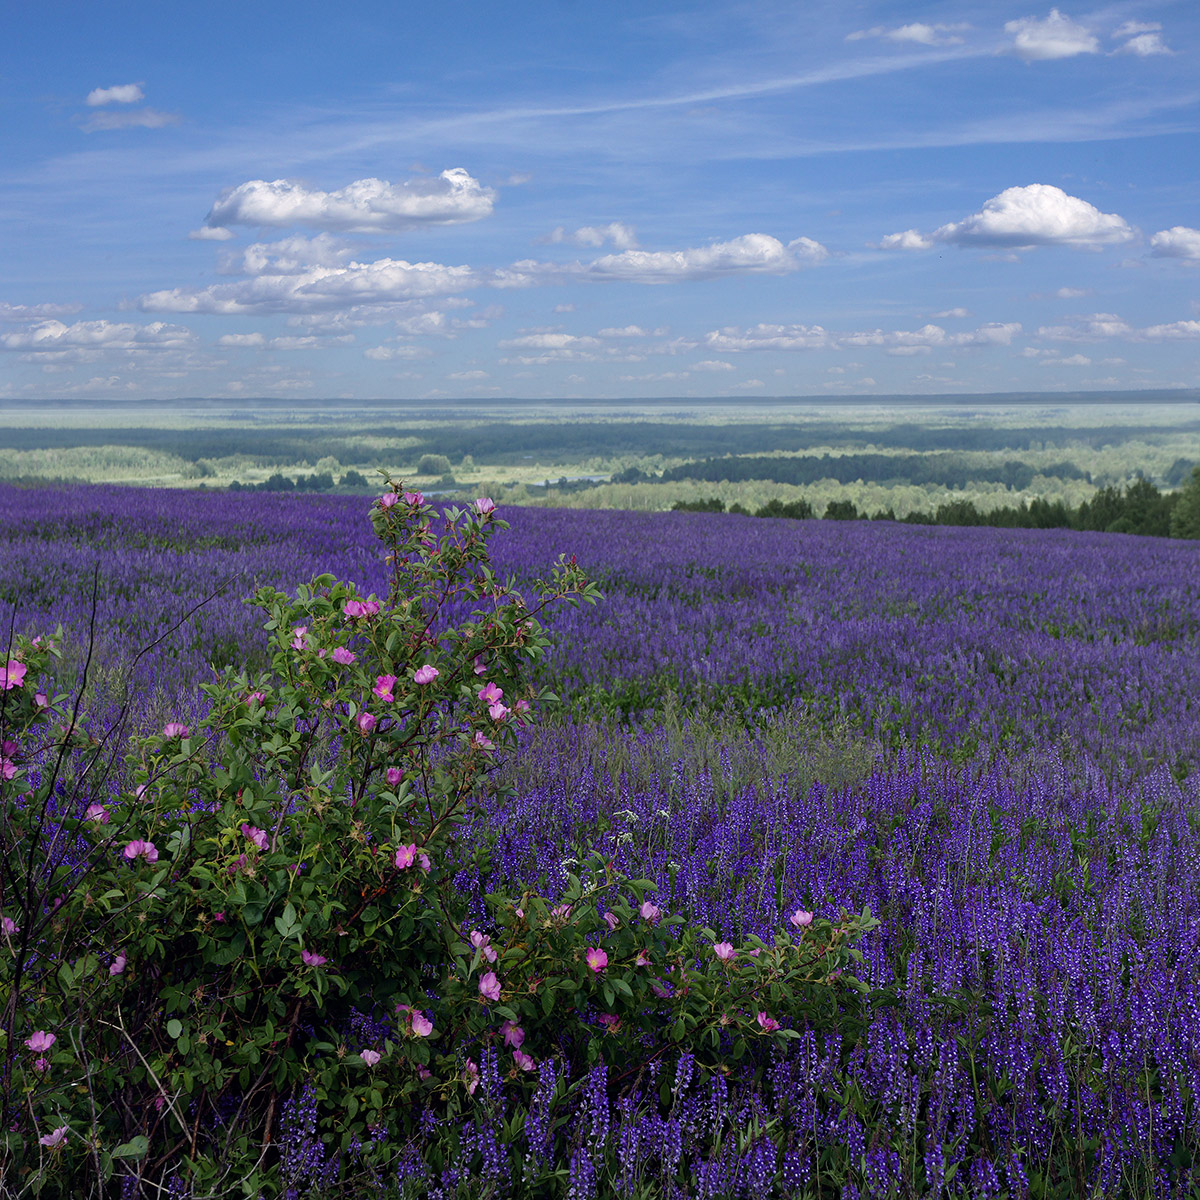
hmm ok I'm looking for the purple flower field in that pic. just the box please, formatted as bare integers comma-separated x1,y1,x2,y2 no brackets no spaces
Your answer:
5,481,1200,1197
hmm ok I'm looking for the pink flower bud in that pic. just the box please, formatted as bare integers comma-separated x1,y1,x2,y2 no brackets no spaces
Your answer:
403,491,425,506
789,909,814,929
123,840,158,864
475,497,495,516
162,723,189,739
413,664,439,685
386,766,403,787
378,492,400,509
240,824,269,851
639,901,661,923
603,911,619,931
356,711,377,734
109,953,126,977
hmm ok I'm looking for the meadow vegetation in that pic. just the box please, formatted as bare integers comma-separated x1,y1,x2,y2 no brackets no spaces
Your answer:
1,478,1199,1196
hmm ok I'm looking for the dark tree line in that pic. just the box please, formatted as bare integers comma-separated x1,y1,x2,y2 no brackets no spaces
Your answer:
674,471,1200,540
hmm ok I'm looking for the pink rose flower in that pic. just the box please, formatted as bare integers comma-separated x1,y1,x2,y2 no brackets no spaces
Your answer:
463,1058,480,1095
403,491,425,506
84,803,109,823
756,1012,780,1033
585,947,608,973
478,682,503,705
378,492,400,509
343,599,380,618
301,949,327,967
162,723,189,739
35,692,48,708
789,909,813,928
357,711,377,734
413,664,439,685
473,731,494,751
488,701,508,721
386,766,403,787
418,852,431,874
513,1049,536,1071
1,916,18,936
331,646,356,665
470,931,498,962
25,1030,56,1053
394,843,417,869
360,1049,381,1067
290,626,309,651
109,953,127,977
0,661,27,690
713,942,736,962
374,674,398,702
639,901,661,923
241,824,269,851
411,1011,433,1037
38,1126,68,1149
475,497,495,515
123,840,158,864
501,1020,524,1048
635,949,651,967
478,971,501,1002
473,655,487,675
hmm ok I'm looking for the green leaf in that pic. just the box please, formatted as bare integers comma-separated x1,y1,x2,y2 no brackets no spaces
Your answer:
112,1135,150,1160
167,1019,183,1040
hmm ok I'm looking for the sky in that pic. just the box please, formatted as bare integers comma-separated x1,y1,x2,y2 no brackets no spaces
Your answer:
2,1,1198,402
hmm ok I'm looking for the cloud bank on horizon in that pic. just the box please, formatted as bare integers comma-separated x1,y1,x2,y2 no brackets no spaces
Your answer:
1,2,1198,400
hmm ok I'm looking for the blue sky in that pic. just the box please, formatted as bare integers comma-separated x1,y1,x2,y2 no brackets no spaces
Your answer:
2,1,1198,401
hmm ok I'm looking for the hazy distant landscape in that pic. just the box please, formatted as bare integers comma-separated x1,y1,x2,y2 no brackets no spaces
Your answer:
3,392,1198,521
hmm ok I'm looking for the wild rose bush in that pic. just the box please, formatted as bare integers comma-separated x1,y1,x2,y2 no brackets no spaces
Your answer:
0,487,874,1199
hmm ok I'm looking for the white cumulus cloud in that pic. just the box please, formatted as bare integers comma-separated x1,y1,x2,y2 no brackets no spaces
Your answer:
847,23,968,45
1,319,193,351
876,229,933,251
1005,9,1098,61
1036,313,1133,340
704,324,831,352
202,169,495,234
1150,227,1200,262
882,185,1135,252
140,258,478,315
86,83,145,106
546,223,638,249
1141,320,1200,340
578,234,826,284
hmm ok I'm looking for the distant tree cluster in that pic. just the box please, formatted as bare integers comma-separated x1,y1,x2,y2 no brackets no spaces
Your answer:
647,452,1092,490
227,469,369,493
675,472,1200,539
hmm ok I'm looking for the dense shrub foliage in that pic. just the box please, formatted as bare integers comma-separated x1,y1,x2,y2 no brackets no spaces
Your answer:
1,482,1200,1197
